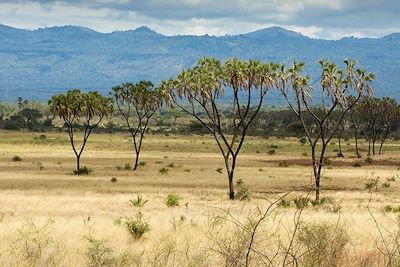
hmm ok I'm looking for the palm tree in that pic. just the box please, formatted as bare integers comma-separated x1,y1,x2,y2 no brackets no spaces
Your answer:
278,59,374,201
161,57,278,199
111,81,162,170
49,89,113,172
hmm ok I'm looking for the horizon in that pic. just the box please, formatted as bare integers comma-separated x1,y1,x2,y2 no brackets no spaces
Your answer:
0,0,398,40
1,23,399,41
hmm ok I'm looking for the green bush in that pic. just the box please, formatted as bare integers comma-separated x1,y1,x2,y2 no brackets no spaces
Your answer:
236,187,252,201
365,177,379,192
73,166,93,175
84,235,117,267
294,196,309,209
159,167,169,175
124,163,132,170
298,222,349,267
278,198,291,208
124,212,150,240
165,193,180,207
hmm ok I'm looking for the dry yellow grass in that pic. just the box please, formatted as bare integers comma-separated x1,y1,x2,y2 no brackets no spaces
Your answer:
0,130,400,266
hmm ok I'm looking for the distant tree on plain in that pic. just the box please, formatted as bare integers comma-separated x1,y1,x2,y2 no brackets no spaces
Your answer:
49,89,113,172
278,59,374,201
161,57,279,199
111,81,162,170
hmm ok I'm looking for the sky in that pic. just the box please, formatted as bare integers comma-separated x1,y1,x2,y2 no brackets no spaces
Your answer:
0,0,399,39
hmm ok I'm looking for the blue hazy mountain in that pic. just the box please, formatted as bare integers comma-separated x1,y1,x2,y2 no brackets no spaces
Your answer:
0,24,399,101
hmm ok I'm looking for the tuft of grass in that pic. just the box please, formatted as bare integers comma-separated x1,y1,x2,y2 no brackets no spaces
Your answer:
138,161,146,167
267,149,276,155
166,163,175,168
165,193,180,207
110,177,117,183
294,196,309,209
159,167,169,175
129,195,148,208
124,163,132,170
278,198,291,208
216,167,223,174
73,166,93,175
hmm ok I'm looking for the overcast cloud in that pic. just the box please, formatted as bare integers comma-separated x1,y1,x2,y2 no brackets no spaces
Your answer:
0,0,398,39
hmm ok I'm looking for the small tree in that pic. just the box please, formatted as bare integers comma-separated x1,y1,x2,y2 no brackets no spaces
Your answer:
376,98,399,155
111,81,162,170
49,89,113,172
161,57,278,199
278,59,374,200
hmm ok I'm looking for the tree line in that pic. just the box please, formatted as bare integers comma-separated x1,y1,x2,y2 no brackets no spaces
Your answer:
2,57,399,201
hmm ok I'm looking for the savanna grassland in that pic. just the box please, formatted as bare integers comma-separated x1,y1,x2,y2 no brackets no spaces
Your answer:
1,130,400,266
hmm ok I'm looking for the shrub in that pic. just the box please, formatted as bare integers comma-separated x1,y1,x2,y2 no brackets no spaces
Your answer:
279,160,289,167
124,163,132,170
323,157,332,166
12,155,22,162
278,198,291,208
365,156,374,164
382,182,391,188
124,212,150,240
268,144,278,149
73,166,93,175
310,196,332,206
236,187,252,201
294,196,309,209
365,177,379,192
110,177,117,183
216,167,223,174
129,195,148,208
138,161,146,167
302,152,308,157
267,149,276,155
84,235,117,267
159,167,169,175
298,222,349,267
387,176,396,182
11,220,54,264
166,163,175,168
165,193,180,207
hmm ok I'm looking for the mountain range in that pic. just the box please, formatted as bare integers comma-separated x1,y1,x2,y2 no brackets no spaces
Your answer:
0,24,399,102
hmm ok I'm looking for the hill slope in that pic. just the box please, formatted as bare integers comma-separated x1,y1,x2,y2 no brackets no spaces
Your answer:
0,24,399,101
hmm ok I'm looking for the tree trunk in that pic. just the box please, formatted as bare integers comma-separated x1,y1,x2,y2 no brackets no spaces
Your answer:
354,127,361,158
368,138,371,156
379,141,384,155
372,139,376,155
228,171,235,200
133,151,140,170
76,155,80,171
338,136,343,157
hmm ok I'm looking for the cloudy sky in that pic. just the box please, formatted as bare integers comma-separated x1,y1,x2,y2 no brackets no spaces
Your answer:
0,0,398,39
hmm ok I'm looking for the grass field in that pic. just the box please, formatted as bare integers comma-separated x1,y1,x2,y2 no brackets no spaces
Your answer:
1,130,400,266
